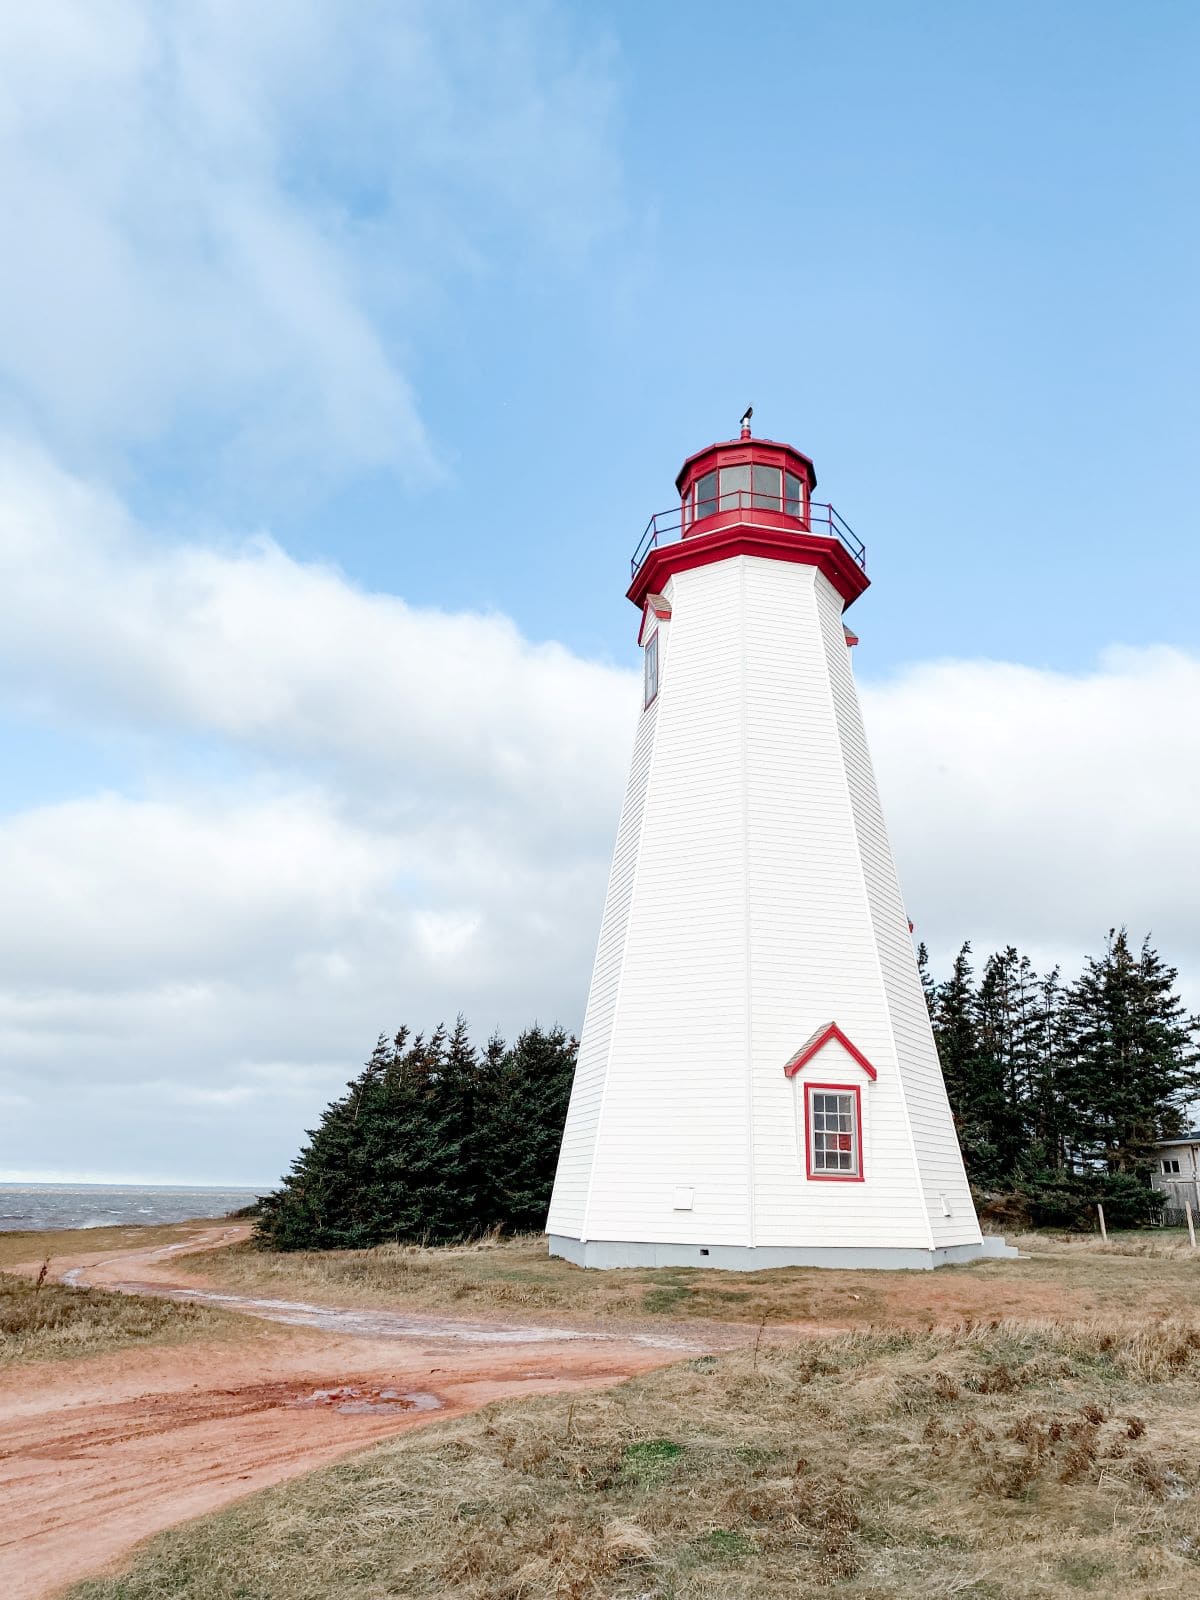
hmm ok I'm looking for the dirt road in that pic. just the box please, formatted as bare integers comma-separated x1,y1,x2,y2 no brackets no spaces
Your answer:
2,1229,712,1600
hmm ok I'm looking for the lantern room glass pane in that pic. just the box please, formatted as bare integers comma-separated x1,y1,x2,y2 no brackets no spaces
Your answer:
784,471,804,520
719,464,750,510
752,464,780,509
695,470,718,519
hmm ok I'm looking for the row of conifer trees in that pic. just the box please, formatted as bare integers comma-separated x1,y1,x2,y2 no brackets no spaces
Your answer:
255,1021,576,1250
920,928,1199,1227
256,928,1198,1249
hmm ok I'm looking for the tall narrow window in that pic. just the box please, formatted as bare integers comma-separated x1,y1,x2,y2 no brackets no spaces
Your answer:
805,1085,862,1180
644,631,659,708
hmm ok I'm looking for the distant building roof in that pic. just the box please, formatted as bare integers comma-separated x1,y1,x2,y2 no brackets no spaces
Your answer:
1155,1131,1200,1146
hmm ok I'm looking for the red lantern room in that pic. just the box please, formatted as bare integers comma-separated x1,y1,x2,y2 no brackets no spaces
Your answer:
676,421,817,538
628,412,869,614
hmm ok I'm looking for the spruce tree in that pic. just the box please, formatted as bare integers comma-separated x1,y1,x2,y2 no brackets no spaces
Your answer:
376,1025,470,1244
1059,930,1200,1175
256,1032,400,1250
256,1016,579,1250
483,1025,578,1234
916,941,936,1020
934,943,1002,1182
435,1016,485,1239
1026,966,1067,1171
974,946,1039,1178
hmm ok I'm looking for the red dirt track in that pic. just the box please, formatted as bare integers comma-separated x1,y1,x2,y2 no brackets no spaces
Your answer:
1,1229,696,1599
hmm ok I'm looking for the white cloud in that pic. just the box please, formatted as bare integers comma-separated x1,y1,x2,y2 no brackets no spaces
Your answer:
0,444,635,1181
0,442,636,836
0,0,632,1184
862,648,1200,994
0,1,621,489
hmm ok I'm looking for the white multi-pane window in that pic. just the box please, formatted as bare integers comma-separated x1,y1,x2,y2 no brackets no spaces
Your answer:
806,1086,861,1179
644,631,659,708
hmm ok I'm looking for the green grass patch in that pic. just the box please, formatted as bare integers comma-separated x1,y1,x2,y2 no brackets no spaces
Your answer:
687,1528,756,1564
619,1438,684,1484
642,1284,691,1313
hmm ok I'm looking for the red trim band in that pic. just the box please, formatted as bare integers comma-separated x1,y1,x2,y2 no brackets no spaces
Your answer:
628,525,869,613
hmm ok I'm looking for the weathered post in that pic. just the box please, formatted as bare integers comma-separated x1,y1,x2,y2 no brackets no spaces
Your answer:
1186,1199,1197,1251
1096,1202,1107,1242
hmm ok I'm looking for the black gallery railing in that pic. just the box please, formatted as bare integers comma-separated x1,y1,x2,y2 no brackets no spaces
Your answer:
631,494,866,579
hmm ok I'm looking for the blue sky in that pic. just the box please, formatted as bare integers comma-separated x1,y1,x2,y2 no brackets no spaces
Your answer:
0,1,1196,1184
114,0,1200,669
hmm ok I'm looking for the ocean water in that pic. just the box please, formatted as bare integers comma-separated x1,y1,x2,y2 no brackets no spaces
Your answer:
0,1183,267,1232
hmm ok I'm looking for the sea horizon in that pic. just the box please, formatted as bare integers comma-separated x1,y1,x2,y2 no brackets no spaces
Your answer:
0,1176,274,1190
0,1180,271,1232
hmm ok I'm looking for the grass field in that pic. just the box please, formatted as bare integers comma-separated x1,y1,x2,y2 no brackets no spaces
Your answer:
0,1223,241,1365
0,1271,235,1366
187,1228,1200,1330
66,1313,1200,1599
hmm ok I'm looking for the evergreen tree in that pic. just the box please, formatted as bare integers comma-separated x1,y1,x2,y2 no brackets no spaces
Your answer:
256,1032,401,1250
935,942,976,1111
256,1016,578,1250
483,1025,577,1233
974,946,1039,1177
372,1025,465,1244
933,943,1002,1183
1058,930,1200,1174
916,941,936,1020
1025,966,1067,1171
434,1016,485,1239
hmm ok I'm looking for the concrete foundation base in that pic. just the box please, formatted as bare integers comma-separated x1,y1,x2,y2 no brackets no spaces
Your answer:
548,1234,1018,1272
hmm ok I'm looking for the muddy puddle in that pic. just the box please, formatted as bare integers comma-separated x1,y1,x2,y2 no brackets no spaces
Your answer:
291,1385,444,1416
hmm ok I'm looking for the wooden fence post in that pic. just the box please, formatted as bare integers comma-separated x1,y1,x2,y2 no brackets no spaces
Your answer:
1096,1202,1107,1242
1186,1200,1197,1251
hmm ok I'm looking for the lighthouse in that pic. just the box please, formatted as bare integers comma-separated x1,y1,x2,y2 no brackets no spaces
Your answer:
548,419,1012,1270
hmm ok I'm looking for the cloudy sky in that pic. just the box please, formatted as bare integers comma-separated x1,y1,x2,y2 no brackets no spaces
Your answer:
1,1,1196,1186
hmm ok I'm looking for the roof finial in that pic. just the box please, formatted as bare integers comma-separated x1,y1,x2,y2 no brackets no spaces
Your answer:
739,405,753,441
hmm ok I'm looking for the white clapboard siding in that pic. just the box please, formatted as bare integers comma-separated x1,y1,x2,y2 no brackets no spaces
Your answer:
548,543,986,1263
812,575,978,1243
583,562,749,1244
546,615,668,1238
742,559,933,1247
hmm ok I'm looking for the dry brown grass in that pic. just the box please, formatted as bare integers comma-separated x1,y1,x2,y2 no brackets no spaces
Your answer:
187,1227,1200,1332
0,1220,246,1365
0,1270,237,1366
66,1316,1200,1599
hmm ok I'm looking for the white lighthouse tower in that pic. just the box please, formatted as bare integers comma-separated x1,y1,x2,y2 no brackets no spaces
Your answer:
548,419,1012,1270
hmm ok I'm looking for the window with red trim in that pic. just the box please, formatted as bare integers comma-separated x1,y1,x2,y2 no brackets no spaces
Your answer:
805,1084,862,1181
